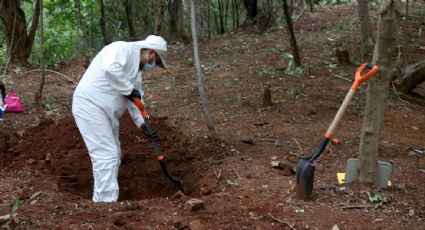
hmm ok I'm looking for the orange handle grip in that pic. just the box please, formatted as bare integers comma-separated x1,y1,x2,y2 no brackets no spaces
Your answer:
351,63,379,91
132,97,149,119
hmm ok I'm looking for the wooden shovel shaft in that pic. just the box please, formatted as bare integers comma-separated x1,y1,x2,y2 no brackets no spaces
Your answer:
325,89,356,139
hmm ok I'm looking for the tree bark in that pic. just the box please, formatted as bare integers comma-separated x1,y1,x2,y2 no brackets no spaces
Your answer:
35,0,45,113
217,0,225,34
308,0,314,12
357,0,375,58
0,0,41,66
125,0,136,39
358,0,400,185
190,0,215,136
395,60,425,94
169,0,190,42
257,0,279,32
207,0,211,40
98,0,111,45
154,0,167,35
243,0,258,24
282,0,301,66
74,0,84,55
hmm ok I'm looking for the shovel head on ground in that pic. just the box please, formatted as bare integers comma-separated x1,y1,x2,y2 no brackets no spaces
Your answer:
296,158,316,200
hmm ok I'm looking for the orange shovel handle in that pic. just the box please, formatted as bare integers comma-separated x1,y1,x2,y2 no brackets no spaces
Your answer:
351,63,379,91
132,97,149,119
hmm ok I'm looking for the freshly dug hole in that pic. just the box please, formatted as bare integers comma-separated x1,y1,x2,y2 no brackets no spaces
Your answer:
4,114,224,200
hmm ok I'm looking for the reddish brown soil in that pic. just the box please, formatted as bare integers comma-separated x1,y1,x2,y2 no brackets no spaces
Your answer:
2,114,225,201
1,3,425,229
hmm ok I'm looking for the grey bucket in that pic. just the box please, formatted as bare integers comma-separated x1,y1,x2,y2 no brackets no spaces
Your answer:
344,158,392,188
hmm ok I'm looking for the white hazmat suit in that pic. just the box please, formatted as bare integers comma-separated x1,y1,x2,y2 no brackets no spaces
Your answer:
72,35,167,202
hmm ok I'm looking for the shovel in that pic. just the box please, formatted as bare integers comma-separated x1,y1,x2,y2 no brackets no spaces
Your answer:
132,97,184,192
296,63,379,200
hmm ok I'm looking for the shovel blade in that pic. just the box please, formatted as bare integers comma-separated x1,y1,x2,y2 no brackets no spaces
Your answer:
296,159,315,200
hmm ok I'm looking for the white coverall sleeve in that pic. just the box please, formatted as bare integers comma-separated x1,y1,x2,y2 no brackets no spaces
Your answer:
128,74,145,128
100,48,134,96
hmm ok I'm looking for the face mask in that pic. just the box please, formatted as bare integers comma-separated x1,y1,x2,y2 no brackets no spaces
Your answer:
143,62,156,72
143,55,157,72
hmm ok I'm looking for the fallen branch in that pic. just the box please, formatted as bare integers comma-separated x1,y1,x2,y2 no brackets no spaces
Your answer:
290,137,304,155
22,69,77,84
391,81,417,107
338,204,375,210
332,74,351,82
267,213,296,230
0,214,10,223
233,169,242,180
213,168,222,179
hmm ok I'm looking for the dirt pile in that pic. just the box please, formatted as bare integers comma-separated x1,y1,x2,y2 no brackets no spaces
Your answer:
2,113,226,201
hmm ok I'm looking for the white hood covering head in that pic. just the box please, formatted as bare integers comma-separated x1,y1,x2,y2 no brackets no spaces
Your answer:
130,35,167,68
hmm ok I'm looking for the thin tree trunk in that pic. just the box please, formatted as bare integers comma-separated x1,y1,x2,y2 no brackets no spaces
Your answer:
98,0,110,45
236,0,240,27
213,1,220,34
282,0,301,66
190,0,215,136
308,0,314,12
357,0,374,59
208,0,211,40
224,0,229,32
125,0,136,39
35,0,45,113
154,0,166,35
405,0,409,18
218,0,225,34
169,0,189,42
243,0,257,24
74,0,83,55
358,0,400,185
232,0,236,30
25,0,41,58
0,0,41,65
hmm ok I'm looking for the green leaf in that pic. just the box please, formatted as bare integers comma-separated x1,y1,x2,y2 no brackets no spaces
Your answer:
226,179,238,187
367,191,381,203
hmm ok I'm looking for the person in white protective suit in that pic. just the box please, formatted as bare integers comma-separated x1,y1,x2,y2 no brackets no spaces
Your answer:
72,35,167,202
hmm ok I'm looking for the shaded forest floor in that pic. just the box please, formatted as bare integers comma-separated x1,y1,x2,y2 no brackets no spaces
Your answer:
1,3,425,229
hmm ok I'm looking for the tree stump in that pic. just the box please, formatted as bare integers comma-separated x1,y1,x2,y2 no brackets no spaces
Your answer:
335,48,352,65
263,84,273,107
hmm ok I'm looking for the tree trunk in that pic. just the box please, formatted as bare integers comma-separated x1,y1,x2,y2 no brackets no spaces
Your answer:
218,0,225,34
395,60,425,94
125,0,136,39
99,0,111,45
243,0,258,24
358,0,400,185
208,0,211,40
308,0,314,12
189,0,215,136
154,0,167,35
282,0,301,66
35,0,45,113
405,0,409,18
0,0,41,66
74,0,84,55
357,0,374,58
236,0,240,27
257,0,278,32
169,0,190,42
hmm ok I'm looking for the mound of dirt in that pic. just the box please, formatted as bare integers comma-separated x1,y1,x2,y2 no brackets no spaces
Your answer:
2,113,226,201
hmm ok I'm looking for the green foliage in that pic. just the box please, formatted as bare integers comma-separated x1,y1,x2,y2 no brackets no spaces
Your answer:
11,198,23,214
282,51,302,75
367,190,382,203
187,57,194,66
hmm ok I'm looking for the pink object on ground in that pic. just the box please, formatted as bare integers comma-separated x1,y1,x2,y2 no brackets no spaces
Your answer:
4,92,25,113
